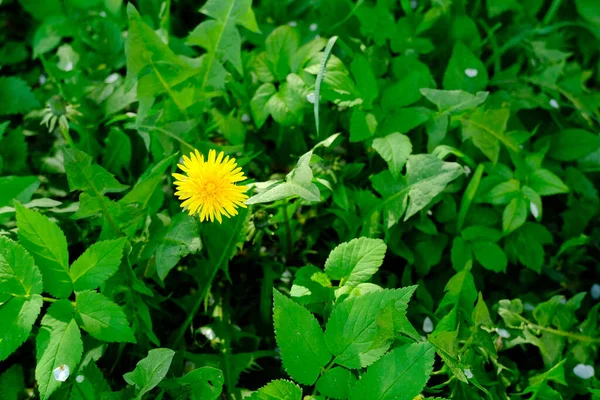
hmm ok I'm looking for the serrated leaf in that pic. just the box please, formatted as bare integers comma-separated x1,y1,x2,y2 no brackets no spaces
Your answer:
273,290,331,385
63,148,128,196
315,367,356,400
69,238,126,291
373,133,412,179
75,291,135,343
0,295,43,361
36,300,83,400
123,348,175,400
0,77,40,115
460,108,518,163
420,89,488,114
325,287,416,369
250,379,302,400
177,367,224,400
349,342,435,400
0,236,43,296
324,237,386,287
15,202,72,298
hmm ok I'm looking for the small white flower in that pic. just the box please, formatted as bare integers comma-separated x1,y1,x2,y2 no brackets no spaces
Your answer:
464,369,473,379
306,93,317,104
496,328,510,338
423,317,434,333
200,326,216,341
309,23,318,32
464,68,478,78
530,202,539,219
427,210,433,216
591,284,600,300
573,364,595,379
104,73,119,84
464,166,471,176
549,99,559,109
241,113,251,123
53,365,70,382
64,61,74,72
288,21,297,27
75,375,84,383
281,270,292,284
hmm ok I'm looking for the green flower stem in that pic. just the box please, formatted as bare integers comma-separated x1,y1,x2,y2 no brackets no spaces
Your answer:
41,296,57,303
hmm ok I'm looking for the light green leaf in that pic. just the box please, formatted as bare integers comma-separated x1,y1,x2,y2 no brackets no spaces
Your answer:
273,290,331,385
324,237,387,287
528,169,569,196
69,238,126,291
251,83,277,128
63,148,128,196
349,342,435,400
457,164,484,230
434,267,477,332
420,89,489,114
548,129,600,161
265,26,299,81
250,380,302,400
0,295,42,361
503,196,528,234
0,176,40,208
0,77,40,115
373,133,412,179
15,202,72,298
472,241,507,273
177,367,224,400
443,42,488,93
265,74,306,126
36,300,83,400
460,108,518,163
522,360,567,398
75,291,135,343
123,348,175,400
316,367,356,400
0,236,43,296
200,0,259,32
351,54,379,108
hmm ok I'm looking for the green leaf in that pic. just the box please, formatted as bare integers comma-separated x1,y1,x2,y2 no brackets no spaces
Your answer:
434,267,477,331
0,364,25,400
36,300,83,400
273,290,331,385
201,0,259,32
548,129,600,161
144,213,201,281
75,290,135,343
372,133,412,179
472,241,507,273
0,236,43,296
15,202,72,298
63,148,128,196
460,108,518,163
324,287,416,369
420,89,489,114
502,196,528,234
120,153,178,210
0,176,40,208
522,360,567,398
350,109,377,143
0,295,43,362
177,367,224,400
429,329,468,383
250,380,302,400
0,77,40,115
457,164,484,230
265,26,299,81
324,237,387,287
251,83,277,128
575,0,600,25
351,54,379,109
265,74,306,126
316,367,356,400
69,238,126,291
528,169,569,196
349,342,435,400
443,42,488,93
123,348,175,400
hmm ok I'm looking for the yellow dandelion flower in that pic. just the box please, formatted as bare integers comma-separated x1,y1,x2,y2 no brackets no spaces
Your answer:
173,149,248,223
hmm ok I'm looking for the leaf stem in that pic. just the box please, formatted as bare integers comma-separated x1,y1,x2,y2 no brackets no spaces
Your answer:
42,296,57,303
512,313,600,344
283,202,293,261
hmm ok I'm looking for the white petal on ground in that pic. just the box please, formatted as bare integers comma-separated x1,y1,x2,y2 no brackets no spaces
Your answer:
423,317,434,333
573,364,594,379
53,365,70,382
464,68,478,78
200,326,216,341
549,99,560,109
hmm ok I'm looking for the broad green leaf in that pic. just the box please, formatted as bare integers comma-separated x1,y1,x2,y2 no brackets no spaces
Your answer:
522,360,567,398
63,148,128,196
443,42,488,93
548,129,600,161
273,290,331,385
0,236,43,296
372,133,412,179
0,295,42,361
420,89,488,114
0,77,40,115
177,367,224,400
434,267,477,332
75,291,135,343
460,108,518,163
290,266,332,307
472,241,507,273
201,0,259,32
325,287,416,369
120,153,178,210
429,329,468,383
575,0,600,25
36,300,83,400
350,109,377,143
15,202,72,298
69,238,126,291
528,169,569,196
349,342,435,400
143,213,201,281
0,364,25,400
503,196,528,234
316,367,356,400
479,179,521,205
451,237,472,272
103,128,132,176
324,237,387,287
0,176,40,207
123,348,175,400
250,380,302,400
251,83,277,128
265,74,306,126
266,26,299,81
351,54,379,109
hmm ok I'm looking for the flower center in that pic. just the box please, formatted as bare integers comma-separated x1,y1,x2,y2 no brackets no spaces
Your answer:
203,182,217,195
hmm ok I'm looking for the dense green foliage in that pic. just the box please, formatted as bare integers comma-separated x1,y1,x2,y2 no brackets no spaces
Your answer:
1,0,600,399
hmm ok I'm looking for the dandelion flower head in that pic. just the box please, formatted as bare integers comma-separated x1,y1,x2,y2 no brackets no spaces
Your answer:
173,149,248,223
